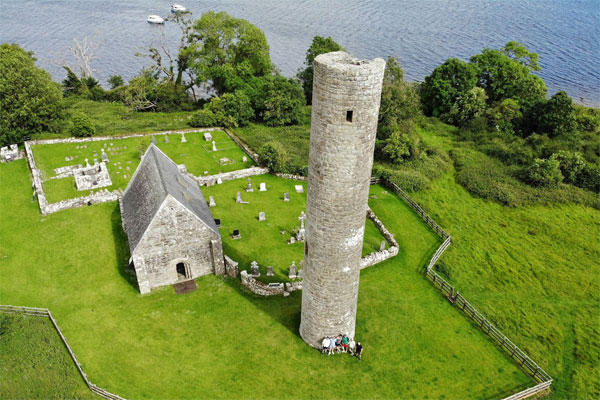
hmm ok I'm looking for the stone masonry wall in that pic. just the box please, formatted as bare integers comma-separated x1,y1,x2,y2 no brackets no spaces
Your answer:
132,195,222,294
300,52,386,347
190,167,269,186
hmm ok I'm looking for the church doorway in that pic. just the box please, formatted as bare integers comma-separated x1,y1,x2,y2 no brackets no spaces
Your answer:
176,262,188,280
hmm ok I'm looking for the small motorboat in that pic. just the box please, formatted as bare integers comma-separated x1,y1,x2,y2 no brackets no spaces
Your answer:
147,15,165,24
171,4,186,13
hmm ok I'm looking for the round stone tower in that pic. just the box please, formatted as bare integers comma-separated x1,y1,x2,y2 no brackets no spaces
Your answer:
300,51,386,347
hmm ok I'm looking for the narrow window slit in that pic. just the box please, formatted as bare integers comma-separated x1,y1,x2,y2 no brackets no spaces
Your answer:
346,110,353,122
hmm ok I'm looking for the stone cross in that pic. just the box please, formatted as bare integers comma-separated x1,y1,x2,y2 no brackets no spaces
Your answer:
266,266,274,276
246,178,254,192
380,240,386,251
181,133,187,143
299,211,306,229
152,136,157,144
288,261,297,279
283,192,290,202
165,135,169,143
258,211,266,221
212,140,217,151
209,196,216,207
296,211,306,242
259,182,267,192
251,261,260,277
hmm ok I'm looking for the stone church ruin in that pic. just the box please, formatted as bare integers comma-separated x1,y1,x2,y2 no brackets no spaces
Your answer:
120,144,224,294
300,52,386,348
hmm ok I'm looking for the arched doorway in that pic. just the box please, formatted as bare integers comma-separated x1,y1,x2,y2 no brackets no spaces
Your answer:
176,262,188,280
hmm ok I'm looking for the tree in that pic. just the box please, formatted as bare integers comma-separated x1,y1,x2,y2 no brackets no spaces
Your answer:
108,75,124,89
550,151,585,184
486,98,522,134
259,141,288,172
420,58,478,118
0,43,64,145
69,112,95,137
471,42,547,111
189,11,272,95
535,91,577,138
259,75,305,126
380,120,420,163
297,36,344,104
443,87,487,126
204,90,254,128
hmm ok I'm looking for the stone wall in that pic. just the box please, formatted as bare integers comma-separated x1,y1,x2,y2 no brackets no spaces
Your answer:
132,196,222,294
300,52,386,347
240,270,285,296
224,255,239,278
191,166,269,186
223,128,261,164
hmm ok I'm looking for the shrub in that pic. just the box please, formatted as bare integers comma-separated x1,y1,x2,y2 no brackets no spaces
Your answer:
377,167,430,192
69,112,95,137
550,151,585,185
259,141,288,172
575,164,600,193
206,91,254,128
526,158,563,187
189,109,217,128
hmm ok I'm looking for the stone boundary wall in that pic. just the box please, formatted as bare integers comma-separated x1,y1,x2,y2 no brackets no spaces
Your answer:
190,167,269,186
381,179,553,400
240,270,286,296
224,255,239,278
272,173,307,181
223,128,261,164
0,305,126,400
360,207,399,269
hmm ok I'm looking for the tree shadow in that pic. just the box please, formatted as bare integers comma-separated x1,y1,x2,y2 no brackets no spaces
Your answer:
111,204,139,291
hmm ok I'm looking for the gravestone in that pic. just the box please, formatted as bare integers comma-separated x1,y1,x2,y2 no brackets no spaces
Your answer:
236,192,243,204
216,178,223,184
295,185,304,193
259,182,267,192
258,211,266,221
242,156,248,162
165,135,169,143
250,261,260,277
209,196,216,207
204,132,213,141
288,237,296,244
101,148,109,163
85,158,91,168
232,229,241,239
296,211,306,242
214,218,221,227
181,133,187,143
246,178,254,192
103,143,107,148
283,192,290,202
152,136,157,144
380,241,386,251
219,157,230,165
289,261,297,279
297,269,304,279
212,141,217,151
266,266,274,276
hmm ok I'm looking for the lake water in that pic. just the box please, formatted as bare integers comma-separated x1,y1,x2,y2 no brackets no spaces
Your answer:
2,0,599,106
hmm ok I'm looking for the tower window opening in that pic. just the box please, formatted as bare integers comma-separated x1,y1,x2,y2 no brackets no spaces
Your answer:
346,110,353,122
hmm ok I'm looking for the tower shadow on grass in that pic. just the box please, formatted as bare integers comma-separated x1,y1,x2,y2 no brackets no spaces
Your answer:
111,204,139,291
221,272,302,338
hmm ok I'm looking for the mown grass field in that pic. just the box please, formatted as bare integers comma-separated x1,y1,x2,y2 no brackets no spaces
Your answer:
32,130,253,203
202,175,385,282
0,313,93,399
0,159,531,399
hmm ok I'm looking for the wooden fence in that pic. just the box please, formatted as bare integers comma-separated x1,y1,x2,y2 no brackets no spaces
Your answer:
380,180,553,400
0,305,126,400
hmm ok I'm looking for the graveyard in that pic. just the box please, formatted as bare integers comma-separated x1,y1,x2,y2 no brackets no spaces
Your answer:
202,174,387,282
30,130,254,203
0,156,533,399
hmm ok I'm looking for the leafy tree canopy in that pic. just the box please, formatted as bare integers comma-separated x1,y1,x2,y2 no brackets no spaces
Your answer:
259,75,305,126
297,36,345,104
0,43,64,145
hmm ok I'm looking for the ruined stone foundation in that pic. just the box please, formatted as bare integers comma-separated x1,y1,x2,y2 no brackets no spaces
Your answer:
300,52,385,347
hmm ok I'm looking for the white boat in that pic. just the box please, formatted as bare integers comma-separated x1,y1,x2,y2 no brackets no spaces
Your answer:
171,4,186,13
147,15,165,24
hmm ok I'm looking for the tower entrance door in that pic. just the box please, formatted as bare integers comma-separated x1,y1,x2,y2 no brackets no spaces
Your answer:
176,262,188,280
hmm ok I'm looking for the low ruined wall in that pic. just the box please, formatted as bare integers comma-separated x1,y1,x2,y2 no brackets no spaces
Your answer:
43,190,119,215
191,167,269,186
223,129,261,164
240,270,285,296
273,173,307,181
285,281,303,292
224,255,239,278
359,207,400,270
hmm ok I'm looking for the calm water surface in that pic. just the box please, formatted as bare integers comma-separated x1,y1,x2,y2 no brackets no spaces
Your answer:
2,0,599,105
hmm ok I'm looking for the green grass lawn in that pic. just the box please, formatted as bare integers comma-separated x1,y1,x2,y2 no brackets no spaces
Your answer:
0,159,531,399
202,175,385,282
0,313,93,399
32,130,254,203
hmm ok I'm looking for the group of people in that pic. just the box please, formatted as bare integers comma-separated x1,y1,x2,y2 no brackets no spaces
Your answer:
321,335,363,360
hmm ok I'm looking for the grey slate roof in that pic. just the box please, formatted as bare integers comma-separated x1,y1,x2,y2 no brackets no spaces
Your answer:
121,144,219,252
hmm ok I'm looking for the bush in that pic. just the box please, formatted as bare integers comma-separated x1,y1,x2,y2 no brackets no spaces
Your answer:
575,164,600,193
259,142,288,173
189,109,217,128
550,151,585,185
375,167,430,192
69,112,95,137
526,158,563,187
206,91,254,128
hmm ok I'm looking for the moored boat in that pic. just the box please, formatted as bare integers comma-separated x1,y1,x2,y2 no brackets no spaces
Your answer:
171,4,186,13
147,15,165,24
